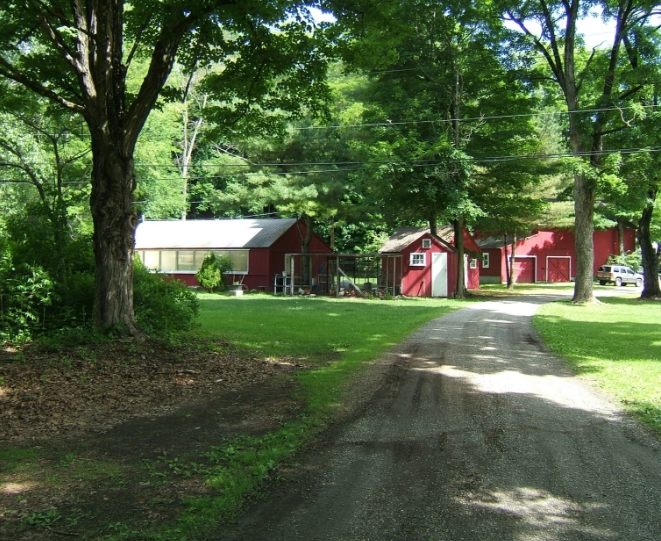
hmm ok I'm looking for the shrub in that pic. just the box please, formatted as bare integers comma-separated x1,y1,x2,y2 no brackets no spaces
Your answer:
196,253,233,292
133,259,200,335
608,249,642,272
0,256,56,343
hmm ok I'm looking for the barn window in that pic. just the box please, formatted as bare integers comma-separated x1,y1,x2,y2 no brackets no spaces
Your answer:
213,250,249,273
469,258,477,269
135,249,249,273
421,238,431,249
482,253,490,269
410,253,426,266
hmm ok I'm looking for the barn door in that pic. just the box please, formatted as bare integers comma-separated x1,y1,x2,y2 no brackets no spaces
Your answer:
547,257,571,282
513,257,535,283
431,252,447,297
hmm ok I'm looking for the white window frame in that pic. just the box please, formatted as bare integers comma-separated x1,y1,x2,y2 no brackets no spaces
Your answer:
469,258,477,269
421,238,432,249
410,252,426,266
482,252,490,269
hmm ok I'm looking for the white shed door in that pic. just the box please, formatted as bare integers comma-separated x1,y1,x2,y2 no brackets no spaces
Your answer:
431,252,448,297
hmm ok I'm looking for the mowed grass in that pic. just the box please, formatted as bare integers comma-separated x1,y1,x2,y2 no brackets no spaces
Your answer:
157,294,466,540
534,297,661,432
197,294,466,413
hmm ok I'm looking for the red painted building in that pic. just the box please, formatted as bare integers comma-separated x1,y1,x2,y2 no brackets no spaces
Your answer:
134,218,332,290
379,225,481,297
477,228,636,284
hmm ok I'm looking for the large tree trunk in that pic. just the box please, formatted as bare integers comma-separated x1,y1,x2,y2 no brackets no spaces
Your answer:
504,234,511,287
638,191,661,298
454,217,465,298
90,141,141,334
298,214,315,287
507,232,517,290
572,172,596,302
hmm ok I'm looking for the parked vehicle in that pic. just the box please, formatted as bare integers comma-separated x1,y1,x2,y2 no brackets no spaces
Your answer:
596,265,643,287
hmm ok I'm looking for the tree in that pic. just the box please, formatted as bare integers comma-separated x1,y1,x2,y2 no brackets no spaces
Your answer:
0,1,331,333
504,0,661,302
343,0,539,297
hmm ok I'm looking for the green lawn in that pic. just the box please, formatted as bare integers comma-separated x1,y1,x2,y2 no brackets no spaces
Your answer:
161,294,468,540
197,294,469,413
534,297,661,432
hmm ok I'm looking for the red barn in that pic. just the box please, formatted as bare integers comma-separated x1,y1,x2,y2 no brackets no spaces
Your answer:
477,228,636,284
379,225,481,297
134,218,332,290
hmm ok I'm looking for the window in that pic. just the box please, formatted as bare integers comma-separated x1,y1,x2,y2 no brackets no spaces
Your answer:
421,238,431,249
482,253,490,269
160,251,177,272
135,249,249,273
469,258,477,269
213,250,249,273
410,252,426,266
177,251,196,271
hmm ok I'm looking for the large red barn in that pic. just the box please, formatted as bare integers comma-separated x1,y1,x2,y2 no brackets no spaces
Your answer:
134,218,332,290
379,225,481,297
477,228,636,284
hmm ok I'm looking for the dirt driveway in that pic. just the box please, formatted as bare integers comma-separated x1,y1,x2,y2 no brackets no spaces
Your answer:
217,296,661,541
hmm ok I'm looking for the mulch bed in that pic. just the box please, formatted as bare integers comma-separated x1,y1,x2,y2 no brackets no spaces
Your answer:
0,338,304,442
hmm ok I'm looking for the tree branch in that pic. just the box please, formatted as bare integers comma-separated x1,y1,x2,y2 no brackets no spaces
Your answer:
0,58,84,113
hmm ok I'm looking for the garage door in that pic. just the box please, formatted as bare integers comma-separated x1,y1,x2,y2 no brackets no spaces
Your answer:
513,257,535,283
547,257,570,282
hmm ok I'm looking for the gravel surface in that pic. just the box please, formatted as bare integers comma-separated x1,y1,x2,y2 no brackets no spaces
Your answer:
217,296,661,541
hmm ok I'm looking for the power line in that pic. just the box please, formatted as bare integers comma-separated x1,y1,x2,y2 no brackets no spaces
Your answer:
3,103,659,140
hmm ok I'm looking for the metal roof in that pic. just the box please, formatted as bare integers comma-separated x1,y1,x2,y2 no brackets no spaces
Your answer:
135,218,297,250
379,225,455,253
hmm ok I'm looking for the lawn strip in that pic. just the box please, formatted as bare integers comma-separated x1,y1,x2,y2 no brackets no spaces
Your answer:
533,296,661,434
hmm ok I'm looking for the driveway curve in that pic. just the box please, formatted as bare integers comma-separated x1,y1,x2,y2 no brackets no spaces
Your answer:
218,296,661,541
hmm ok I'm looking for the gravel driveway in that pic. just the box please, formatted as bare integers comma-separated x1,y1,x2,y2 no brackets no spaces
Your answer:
218,296,661,541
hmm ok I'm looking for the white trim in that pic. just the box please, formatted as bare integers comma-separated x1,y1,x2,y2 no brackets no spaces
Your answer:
421,238,432,249
482,252,490,269
410,252,426,266
546,255,572,282
469,258,477,269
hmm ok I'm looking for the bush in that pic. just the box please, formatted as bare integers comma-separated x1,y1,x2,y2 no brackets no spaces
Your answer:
0,256,56,343
196,253,233,292
608,249,642,272
133,259,200,335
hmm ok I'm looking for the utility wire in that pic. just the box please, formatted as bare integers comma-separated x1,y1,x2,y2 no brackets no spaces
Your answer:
3,103,659,139
4,146,661,182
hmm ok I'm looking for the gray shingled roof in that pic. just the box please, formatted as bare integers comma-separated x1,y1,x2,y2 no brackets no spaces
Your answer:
135,219,297,250
379,225,455,253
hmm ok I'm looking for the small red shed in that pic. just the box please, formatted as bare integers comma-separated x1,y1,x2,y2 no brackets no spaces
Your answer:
134,218,332,290
379,225,481,297
477,228,636,284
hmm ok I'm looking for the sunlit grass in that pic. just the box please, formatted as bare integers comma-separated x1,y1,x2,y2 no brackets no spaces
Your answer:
161,294,469,540
534,297,661,432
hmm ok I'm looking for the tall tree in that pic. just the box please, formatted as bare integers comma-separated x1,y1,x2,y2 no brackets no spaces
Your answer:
344,0,538,297
0,1,330,333
504,0,661,302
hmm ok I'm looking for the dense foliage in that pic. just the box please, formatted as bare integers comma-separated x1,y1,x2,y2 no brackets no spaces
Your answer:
1,0,661,346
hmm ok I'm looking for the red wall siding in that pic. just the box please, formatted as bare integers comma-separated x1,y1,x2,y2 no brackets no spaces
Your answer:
269,222,333,287
467,261,480,289
398,234,457,297
481,248,503,278
594,228,635,270
480,228,636,284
